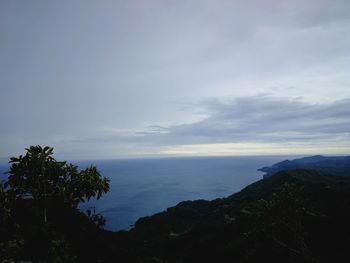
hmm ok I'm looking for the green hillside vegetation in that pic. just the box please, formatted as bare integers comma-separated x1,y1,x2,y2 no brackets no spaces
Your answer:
119,169,350,262
1,147,350,262
0,146,110,263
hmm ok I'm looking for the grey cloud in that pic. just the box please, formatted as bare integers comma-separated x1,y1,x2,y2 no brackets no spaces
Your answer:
69,96,350,148
133,96,350,145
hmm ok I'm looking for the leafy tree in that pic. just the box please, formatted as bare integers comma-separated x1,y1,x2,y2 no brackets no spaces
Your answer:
241,183,315,262
7,145,110,223
0,181,11,225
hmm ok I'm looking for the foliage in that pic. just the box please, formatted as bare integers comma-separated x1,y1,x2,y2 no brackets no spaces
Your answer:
0,181,12,225
0,146,111,263
86,207,106,228
7,145,110,209
241,183,315,262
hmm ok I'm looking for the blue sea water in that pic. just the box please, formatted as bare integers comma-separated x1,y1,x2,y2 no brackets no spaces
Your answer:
76,156,294,231
0,156,296,231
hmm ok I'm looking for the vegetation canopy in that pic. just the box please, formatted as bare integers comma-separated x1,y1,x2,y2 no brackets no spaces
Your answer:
8,145,109,212
0,146,110,263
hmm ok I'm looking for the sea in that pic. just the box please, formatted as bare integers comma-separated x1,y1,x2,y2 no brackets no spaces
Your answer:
0,156,297,231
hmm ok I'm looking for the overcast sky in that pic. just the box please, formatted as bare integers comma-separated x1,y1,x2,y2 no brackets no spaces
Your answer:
1,0,350,159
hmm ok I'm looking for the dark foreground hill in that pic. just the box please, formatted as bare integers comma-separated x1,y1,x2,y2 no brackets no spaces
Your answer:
2,169,350,262
259,155,350,178
102,169,350,262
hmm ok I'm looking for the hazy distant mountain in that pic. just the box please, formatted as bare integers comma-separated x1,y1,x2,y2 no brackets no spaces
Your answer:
259,155,350,178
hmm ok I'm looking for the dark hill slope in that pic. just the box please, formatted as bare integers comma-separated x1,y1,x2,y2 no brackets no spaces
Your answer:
114,169,350,262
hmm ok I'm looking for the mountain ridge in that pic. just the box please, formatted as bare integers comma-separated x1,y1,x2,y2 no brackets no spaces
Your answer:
258,155,350,178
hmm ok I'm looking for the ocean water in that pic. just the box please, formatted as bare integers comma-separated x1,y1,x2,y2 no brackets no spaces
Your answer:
0,156,294,231
76,156,293,231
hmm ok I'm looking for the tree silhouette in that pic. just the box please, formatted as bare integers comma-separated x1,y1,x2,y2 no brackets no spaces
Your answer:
7,145,110,224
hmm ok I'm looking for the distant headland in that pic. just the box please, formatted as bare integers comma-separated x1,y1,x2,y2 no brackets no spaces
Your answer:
259,155,350,178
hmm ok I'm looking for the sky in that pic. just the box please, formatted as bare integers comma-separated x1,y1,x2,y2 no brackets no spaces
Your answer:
1,0,350,159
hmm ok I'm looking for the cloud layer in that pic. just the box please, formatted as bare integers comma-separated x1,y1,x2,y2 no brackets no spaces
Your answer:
1,0,350,158
125,96,350,144
53,96,350,158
